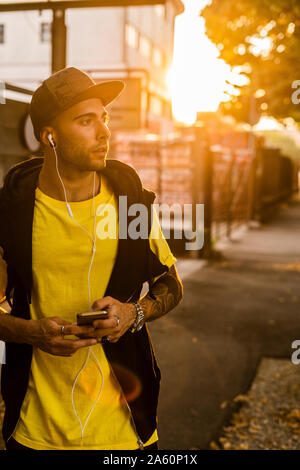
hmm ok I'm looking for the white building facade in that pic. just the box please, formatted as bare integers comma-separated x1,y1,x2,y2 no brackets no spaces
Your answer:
0,1,183,135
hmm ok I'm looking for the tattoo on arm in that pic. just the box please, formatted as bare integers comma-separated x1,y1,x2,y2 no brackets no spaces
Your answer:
140,265,183,322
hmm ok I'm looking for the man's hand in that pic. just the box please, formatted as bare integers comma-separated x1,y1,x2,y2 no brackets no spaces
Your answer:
89,297,136,344
31,316,97,356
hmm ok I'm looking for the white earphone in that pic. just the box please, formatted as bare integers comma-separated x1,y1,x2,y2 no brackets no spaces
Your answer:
48,133,103,441
47,132,56,148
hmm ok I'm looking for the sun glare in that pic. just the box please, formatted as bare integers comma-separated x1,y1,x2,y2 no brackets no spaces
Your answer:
169,0,252,125
253,116,284,131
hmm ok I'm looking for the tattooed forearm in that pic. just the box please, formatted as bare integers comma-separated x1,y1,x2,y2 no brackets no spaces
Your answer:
139,265,183,322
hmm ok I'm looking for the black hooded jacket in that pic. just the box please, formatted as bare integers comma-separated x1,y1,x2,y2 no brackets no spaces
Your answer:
0,156,169,445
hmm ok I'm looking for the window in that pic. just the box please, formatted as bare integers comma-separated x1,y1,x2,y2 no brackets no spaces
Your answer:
40,23,51,43
150,96,163,116
139,35,152,58
0,25,4,44
153,47,163,67
154,5,165,18
125,23,139,49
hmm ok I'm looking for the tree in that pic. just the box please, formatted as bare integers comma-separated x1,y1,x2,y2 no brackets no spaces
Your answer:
202,0,300,123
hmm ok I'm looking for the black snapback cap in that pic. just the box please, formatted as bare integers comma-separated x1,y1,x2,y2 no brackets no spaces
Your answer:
29,67,125,141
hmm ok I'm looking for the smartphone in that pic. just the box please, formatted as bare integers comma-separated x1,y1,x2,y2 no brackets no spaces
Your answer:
77,310,109,326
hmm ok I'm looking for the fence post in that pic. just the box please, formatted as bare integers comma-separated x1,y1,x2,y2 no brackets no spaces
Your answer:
51,9,67,73
202,144,213,258
226,153,234,239
192,125,213,259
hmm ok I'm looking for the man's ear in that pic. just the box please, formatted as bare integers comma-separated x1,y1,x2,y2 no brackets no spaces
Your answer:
40,126,56,148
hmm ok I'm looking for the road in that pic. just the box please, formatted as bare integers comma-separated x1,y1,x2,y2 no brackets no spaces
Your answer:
149,194,300,449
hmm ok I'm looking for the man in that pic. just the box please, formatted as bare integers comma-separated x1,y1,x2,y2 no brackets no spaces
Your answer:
0,67,183,450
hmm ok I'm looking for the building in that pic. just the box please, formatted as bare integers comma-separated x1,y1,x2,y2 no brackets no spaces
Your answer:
0,1,184,140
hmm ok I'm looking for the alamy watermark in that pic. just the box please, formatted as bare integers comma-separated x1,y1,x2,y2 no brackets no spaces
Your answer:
291,340,300,364
0,340,5,365
0,200,203,364
95,197,204,251
291,80,300,104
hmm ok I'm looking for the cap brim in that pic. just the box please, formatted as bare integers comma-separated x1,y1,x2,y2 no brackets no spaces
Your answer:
73,80,125,108
30,79,125,142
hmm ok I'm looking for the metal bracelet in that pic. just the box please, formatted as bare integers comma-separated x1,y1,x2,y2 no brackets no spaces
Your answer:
130,301,144,333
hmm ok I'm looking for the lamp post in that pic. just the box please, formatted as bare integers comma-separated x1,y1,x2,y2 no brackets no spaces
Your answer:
193,112,216,259
51,8,67,73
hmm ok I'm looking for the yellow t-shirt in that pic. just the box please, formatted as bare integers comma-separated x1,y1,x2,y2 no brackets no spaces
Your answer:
13,174,176,450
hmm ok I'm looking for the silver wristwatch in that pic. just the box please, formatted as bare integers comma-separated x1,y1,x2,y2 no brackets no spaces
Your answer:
130,301,145,333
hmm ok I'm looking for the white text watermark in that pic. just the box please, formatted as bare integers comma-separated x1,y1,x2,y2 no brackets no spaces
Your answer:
291,339,300,364
291,80,300,104
0,341,5,364
95,198,204,251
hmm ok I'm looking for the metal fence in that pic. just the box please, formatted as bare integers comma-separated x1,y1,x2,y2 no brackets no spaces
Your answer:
110,130,299,256
211,147,254,240
110,136,194,206
253,146,299,222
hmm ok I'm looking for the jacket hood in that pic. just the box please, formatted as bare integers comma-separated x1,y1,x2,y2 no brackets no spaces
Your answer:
2,156,156,206
2,157,43,204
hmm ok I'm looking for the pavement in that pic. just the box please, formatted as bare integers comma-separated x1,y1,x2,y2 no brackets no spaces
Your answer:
1,192,300,450
148,192,300,450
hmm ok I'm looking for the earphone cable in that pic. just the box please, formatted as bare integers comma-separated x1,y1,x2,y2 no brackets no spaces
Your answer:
53,145,96,247
53,144,103,440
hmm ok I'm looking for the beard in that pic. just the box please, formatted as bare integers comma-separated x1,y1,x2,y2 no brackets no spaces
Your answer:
55,133,108,172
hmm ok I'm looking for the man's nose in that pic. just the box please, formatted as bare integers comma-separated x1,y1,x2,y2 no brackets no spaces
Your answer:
96,119,111,140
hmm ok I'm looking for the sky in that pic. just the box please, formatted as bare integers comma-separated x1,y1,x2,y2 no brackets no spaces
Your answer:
170,0,231,124
169,0,280,129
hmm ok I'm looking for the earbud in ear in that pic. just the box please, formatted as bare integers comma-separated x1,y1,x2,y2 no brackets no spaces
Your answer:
48,133,56,148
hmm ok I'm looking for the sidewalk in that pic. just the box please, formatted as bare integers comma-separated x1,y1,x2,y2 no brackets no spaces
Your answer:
149,193,300,449
205,195,300,450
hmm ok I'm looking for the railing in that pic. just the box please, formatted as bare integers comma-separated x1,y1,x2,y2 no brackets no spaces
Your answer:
254,147,298,221
211,147,254,240
110,131,298,256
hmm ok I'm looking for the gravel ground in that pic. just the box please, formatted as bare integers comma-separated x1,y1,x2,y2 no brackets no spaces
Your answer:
210,358,300,450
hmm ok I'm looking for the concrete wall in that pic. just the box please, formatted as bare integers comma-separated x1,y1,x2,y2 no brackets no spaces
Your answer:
0,4,176,87
0,11,52,88
67,7,125,69
0,3,178,138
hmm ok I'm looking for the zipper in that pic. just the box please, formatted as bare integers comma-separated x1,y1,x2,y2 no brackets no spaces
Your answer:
108,362,144,450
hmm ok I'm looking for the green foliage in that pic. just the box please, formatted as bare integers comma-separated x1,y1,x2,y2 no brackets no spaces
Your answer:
202,0,300,123
256,130,300,161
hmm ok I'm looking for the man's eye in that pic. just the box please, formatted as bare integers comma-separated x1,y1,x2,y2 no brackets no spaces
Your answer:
81,118,92,125
103,115,110,124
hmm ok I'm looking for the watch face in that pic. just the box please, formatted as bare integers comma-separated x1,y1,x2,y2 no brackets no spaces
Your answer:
136,315,145,331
